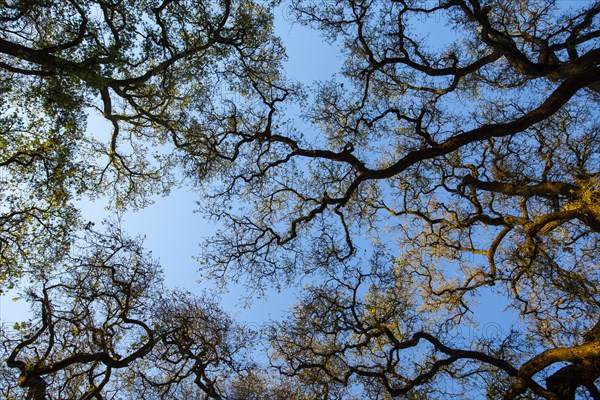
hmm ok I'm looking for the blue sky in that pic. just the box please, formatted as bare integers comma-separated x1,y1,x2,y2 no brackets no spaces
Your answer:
2,0,570,349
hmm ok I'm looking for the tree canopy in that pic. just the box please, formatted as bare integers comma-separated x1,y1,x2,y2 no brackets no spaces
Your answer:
1,0,599,399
